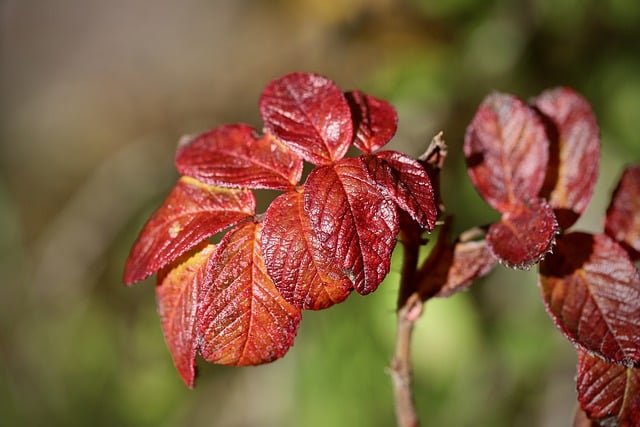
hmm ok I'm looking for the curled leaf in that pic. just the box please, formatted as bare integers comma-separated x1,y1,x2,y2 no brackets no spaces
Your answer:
345,90,398,153
176,124,303,190
198,222,301,366
124,177,255,285
259,72,353,165
533,87,600,228
363,151,437,230
539,232,640,366
486,198,558,269
464,92,548,212
577,349,640,426
261,191,352,310
605,165,640,259
303,158,399,294
156,244,216,387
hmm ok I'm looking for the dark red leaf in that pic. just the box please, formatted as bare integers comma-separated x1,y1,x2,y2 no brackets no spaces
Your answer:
573,406,604,427
303,158,399,294
261,191,353,309
124,177,255,285
533,87,600,228
198,221,301,366
605,165,640,259
176,124,303,190
363,151,437,230
434,239,498,298
539,232,640,366
577,349,640,426
345,90,398,153
259,72,353,165
156,244,216,387
464,92,548,212
487,198,558,269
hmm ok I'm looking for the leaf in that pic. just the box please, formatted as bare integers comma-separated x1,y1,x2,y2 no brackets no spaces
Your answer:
605,165,640,259
362,151,437,230
345,90,398,153
259,72,353,165
464,92,548,212
261,191,353,309
539,232,640,366
533,87,601,229
124,177,255,285
573,406,604,427
487,198,558,269
577,349,640,426
176,124,303,190
303,157,399,294
434,239,498,298
156,244,216,387
198,221,301,366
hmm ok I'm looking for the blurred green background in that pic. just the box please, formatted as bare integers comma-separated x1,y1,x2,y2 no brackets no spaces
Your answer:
1,0,639,426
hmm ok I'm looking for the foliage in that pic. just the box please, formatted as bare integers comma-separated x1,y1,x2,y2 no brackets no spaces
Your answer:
124,72,640,425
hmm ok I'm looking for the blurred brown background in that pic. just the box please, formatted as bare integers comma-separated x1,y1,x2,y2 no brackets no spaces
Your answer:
1,0,639,426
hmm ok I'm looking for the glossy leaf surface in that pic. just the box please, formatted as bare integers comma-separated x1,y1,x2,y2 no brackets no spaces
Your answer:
606,165,640,258
124,177,255,285
260,72,353,165
539,232,640,366
156,244,216,387
198,222,301,366
304,158,399,294
533,87,600,229
176,124,303,190
577,350,640,426
363,151,437,230
261,191,352,309
487,198,558,269
464,92,548,212
345,90,398,153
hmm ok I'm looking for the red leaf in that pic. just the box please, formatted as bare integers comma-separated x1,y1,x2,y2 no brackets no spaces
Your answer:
464,92,548,212
577,349,640,426
156,244,216,387
606,165,640,259
176,124,303,190
303,158,399,294
259,72,353,165
198,221,301,365
434,239,498,298
487,198,558,268
539,232,640,366
261,191,352,309
363,151,437,230
345,90,398,153
533,87,600,228
124,177,255,285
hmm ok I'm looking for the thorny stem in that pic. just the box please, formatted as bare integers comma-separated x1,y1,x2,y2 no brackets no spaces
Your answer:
391,228,423,427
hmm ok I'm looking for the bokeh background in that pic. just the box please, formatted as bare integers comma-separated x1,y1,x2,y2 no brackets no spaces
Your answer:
1,0,639,426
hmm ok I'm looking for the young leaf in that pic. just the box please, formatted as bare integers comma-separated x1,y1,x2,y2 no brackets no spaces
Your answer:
198,221,301,365
176,124,303,190
605,165,640,259
156,244,216,388
124,177,255,285
303,157,399,294
259,72,353,165
533,87,600,229
345,90,398,153
487,198,558,269
539,232,640,366
363,151,437,230
261,191,352,310
577,349,640,426
464,92,548,212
